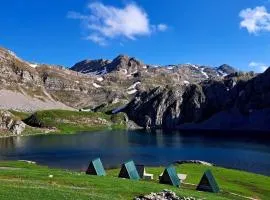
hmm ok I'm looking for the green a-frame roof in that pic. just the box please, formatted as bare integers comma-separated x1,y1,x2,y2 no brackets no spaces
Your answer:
86,158,106,176
159,165,180,187
196,169,220,193
118,160,140,180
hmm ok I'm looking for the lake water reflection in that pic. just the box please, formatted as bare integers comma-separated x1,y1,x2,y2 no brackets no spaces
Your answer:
0,130,269,176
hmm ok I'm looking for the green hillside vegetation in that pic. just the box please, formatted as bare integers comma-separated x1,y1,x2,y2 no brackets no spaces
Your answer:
23,109,127,134
9,110,31,120
0,161,269,200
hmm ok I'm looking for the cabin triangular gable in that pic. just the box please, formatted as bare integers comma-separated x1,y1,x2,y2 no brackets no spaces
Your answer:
160,165,180,187
118,160,140,180
86,158,106,176
197,170,220,193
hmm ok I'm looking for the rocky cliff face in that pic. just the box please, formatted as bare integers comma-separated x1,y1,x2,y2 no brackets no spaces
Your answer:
124,70,269,130
0,48,42,87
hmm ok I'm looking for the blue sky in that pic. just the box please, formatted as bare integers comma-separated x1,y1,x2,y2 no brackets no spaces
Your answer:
0,0,270,72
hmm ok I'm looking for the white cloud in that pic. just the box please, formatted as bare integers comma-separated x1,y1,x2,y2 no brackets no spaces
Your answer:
249,61,268,72
239,6,270,34
86,34,107,46
67,11,88,20
68,2,167,45
157,24,168,32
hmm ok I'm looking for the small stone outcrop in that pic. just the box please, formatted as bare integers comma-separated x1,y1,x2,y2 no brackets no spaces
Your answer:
134,190,202,200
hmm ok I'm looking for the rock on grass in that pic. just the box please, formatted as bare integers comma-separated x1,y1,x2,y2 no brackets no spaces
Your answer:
135,189,202,200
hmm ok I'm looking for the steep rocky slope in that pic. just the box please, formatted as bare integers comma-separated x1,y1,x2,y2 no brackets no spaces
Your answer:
0,48,73,111
124,69,270,131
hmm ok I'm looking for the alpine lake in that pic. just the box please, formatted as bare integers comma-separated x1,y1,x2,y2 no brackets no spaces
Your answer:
0,130,269,176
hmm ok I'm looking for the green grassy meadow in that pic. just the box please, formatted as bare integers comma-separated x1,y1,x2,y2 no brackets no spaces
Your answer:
0,161,269,200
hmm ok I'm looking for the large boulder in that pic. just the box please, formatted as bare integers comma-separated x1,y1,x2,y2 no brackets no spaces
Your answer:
0,110,26,135
10,120,26,135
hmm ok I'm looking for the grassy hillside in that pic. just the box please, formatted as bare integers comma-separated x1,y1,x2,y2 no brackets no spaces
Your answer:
8,110,31,120
23,109,127,134
0,161,269,200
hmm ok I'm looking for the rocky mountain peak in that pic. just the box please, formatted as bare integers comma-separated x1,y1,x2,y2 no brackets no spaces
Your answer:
217,64,237,75
106,54,145,73
114,54,130,60
70,54,240,84
70,59,111,75
70,54,146,75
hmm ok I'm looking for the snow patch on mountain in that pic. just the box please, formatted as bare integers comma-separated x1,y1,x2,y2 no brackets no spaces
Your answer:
28,63,38,68
127,89,137,94
93,83,102,88
183,80,190,85
200,67,209,78
218,70,228,77
128,81,141,90
192,65,199,69
7,50,18,58
127,70,138,77
96,77,104,82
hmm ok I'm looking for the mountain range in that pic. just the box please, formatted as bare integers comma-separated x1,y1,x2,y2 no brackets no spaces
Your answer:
0,46,269,131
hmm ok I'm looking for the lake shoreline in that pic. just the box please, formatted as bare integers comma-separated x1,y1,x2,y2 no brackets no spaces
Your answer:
1,125,270,139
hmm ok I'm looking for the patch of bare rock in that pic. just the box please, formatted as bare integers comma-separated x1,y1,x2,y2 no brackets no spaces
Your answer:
134,190,203,200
